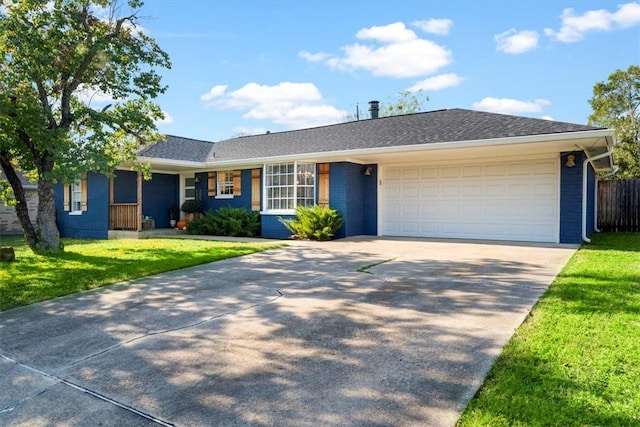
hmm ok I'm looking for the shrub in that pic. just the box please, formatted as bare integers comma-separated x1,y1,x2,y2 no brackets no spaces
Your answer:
186,207,261,237
181,199,203,214
280,205,343,241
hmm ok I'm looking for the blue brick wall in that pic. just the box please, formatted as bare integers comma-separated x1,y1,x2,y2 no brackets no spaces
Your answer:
260,162,380,239
329,162,378,238
142,173,179,228
113,170,137,203
113,171,178,228
586,162,595,236
560,151,596,243
262,214,292,239
201,169,253,212
55,172,109,239
362,165,378,235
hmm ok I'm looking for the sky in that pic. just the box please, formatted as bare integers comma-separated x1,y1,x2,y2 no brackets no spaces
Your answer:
133,0,640,142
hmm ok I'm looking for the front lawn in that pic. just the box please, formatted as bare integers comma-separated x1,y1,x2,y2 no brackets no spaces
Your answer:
458,233,640,426
0,236,279,311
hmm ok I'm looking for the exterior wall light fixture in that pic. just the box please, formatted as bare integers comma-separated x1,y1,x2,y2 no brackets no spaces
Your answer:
566,154,576,168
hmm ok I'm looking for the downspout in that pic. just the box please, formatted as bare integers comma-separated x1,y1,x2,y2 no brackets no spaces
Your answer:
582,150,614,243
594,165,619,232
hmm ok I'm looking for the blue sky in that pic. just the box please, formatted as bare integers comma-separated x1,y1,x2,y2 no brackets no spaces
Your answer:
138,0,640,142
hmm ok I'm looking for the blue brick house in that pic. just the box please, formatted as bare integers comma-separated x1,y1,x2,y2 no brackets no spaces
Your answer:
55,107,616,243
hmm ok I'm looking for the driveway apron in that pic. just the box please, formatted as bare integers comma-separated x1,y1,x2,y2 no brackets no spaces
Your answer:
0,237,577,426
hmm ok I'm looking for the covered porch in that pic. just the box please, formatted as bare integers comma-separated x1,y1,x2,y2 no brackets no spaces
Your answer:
108,170,180,233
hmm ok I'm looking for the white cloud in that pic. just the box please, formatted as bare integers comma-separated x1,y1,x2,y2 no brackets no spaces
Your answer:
495,29,539,54
356,22,417,43
154,111,173,125
203,82,346,130
472,97,551,114
408,73,464,91
75,85,117,105
541,115,554,121
300,21,452,78
200,85,228,102
298,50,331,62
412,18,453,35
545,2,640,42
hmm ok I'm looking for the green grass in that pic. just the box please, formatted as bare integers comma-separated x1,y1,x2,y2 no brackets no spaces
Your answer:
457,233,640,427
0,236,279,312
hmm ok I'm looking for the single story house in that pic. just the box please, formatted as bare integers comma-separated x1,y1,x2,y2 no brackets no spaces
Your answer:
1,170,38,235
54,106,616,244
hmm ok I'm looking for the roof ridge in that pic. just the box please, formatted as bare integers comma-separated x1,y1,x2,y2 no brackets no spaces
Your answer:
164,134,215,144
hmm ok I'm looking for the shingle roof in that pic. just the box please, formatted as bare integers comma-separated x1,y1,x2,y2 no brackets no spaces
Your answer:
138,135,214,162
140,109,603,163
0,168,37,189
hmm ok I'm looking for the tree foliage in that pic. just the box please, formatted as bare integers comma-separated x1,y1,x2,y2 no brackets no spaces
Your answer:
0,0,170,253
379,89,429,117
588,65,640,178
344,89,430,121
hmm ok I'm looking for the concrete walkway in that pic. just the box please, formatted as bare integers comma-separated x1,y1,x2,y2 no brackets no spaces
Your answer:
0,237,577,426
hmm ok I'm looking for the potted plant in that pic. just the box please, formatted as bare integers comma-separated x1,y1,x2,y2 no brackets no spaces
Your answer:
181,199,203,222
168,205,180,228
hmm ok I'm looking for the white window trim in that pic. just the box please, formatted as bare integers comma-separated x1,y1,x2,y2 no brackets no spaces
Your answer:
69,182,83,215
262,161,316,214
215,170,235,199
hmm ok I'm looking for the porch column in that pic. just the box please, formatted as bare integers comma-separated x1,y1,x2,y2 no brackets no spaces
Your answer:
109,175,114,230
137,171,142,232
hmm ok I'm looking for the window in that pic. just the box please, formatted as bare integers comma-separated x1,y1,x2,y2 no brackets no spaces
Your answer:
184,177,195,200
217,170,234,197
265,162,315,211
208,170,241,198
70,183,82,212
63,178,87,214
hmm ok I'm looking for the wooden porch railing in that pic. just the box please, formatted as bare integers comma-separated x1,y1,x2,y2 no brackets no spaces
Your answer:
109,203,139,230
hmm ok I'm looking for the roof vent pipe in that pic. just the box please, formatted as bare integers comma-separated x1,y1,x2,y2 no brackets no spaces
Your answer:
369,100,380,119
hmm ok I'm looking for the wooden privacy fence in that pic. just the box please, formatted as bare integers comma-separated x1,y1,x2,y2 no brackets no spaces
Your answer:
598,179,640,232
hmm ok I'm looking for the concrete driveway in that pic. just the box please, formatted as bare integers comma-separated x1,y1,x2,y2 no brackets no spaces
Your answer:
0,237,576,426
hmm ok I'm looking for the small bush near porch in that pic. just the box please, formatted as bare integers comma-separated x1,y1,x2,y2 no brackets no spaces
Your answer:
0,236,279,311
457,233,640,426
186,207,260,237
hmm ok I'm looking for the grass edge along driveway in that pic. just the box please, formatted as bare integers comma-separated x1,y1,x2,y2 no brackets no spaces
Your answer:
0,237,280,312
457,232,640,427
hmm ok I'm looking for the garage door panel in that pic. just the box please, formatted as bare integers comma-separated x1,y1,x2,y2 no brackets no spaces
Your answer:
421,184,439,197
485,164,506,176
462,183,482,197
533,181,556,196
382,159,558,243
441,183,460,196
533,161,556,174
463,165,482,177
442,166,460,178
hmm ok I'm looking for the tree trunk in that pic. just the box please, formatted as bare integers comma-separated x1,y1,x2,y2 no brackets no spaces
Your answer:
0,155,40,249
0,154,62,253
36,177,62,253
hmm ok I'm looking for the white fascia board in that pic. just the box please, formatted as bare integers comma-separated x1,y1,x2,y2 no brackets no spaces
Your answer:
201,129,615,167
137,157,207,169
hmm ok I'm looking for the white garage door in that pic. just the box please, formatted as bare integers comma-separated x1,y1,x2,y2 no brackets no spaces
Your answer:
381,159,559,242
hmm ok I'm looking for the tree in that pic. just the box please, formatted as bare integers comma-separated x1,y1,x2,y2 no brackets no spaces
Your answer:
344,89,430,121
0,0,170,253
588,65,640,178
379,89,429,117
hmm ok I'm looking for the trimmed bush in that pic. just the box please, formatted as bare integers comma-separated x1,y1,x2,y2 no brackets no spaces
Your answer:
186,207,261,237
280,205,343,241
181,199,203,214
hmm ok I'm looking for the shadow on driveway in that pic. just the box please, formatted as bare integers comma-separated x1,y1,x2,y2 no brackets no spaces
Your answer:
0,238,576,426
